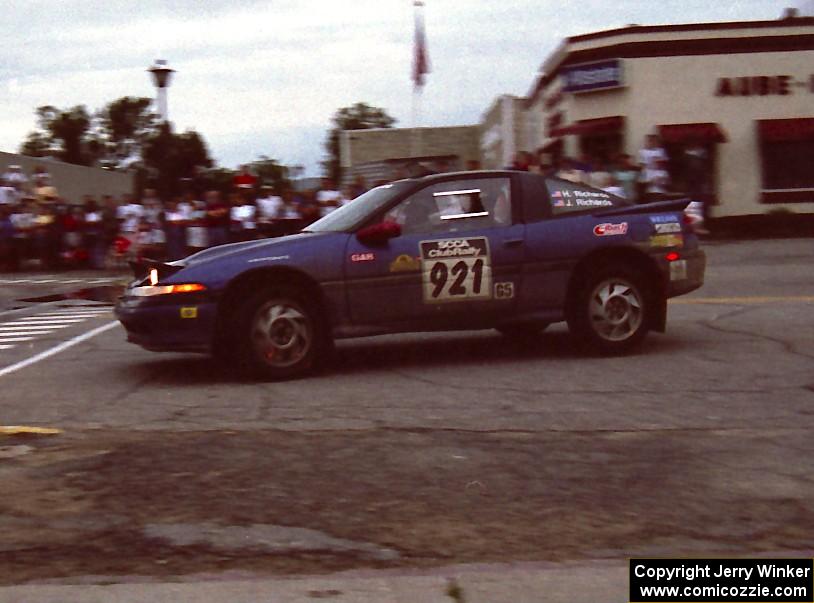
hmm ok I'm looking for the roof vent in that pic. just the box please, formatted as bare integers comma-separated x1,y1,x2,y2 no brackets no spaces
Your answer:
781,7,799,19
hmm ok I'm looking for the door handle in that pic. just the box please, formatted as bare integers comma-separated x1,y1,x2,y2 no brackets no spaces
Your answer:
503,238,523,247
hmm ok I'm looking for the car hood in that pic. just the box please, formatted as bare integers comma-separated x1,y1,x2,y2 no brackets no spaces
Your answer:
181,232,322,267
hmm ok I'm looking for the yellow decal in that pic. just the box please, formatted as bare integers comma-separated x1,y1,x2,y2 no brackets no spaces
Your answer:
649,234,684,248
389,254,421,272
180,306,198,319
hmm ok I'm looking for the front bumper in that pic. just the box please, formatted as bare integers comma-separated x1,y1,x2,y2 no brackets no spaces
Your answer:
115,292,218,354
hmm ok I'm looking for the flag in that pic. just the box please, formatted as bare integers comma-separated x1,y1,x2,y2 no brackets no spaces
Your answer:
412,1,430,88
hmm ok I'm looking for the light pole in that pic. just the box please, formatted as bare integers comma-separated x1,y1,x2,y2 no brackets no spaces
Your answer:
148,59,175,123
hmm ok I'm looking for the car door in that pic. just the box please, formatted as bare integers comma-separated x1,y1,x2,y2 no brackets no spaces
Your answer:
518,175,619,313
344,175,524,329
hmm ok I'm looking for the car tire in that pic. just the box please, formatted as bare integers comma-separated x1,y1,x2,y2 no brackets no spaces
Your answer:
568,265,652,354
496,323,549,339
232,285,326,380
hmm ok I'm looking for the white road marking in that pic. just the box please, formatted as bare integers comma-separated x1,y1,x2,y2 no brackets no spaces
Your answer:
2,319,85,326
0,345,14,350
0,330,65,339
35,312,111,318
0,325,72,331
0,337,35,343
0,321,120,378
12,316,89,321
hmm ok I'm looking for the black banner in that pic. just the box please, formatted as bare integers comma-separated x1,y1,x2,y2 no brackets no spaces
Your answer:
630,558,813,602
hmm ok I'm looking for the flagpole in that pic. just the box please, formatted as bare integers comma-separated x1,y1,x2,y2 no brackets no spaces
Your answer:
411,0,428,159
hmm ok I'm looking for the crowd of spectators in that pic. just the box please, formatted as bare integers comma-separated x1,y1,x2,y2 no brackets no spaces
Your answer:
0,163,360,272
506,133,711,207
0,141,712,272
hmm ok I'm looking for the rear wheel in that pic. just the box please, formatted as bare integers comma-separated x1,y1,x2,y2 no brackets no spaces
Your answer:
232,285,326,379
568,266,652,354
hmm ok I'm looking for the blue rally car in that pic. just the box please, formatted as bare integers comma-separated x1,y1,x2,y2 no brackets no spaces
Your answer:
116,171,705,379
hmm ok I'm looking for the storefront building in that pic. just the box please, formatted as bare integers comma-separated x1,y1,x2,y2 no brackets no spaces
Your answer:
339,125,481,187
480,95,527,169
525,16,814,218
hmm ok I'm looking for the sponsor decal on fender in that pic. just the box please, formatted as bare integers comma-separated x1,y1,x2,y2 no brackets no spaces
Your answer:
650,214,680,224
180,306,198,319
350,252,375,262
389,254,421,272
649,234,684,248
593,222,628,236
654,222,682,234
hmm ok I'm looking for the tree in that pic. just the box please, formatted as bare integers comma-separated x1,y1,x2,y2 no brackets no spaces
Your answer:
251,155,291,193
141,123,213,198
19,131,54,158
19,105,92,165
18,97,213,198
323,102,396,182
96,96,158,168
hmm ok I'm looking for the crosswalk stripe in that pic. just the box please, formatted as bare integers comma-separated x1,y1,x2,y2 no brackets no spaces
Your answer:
39,308,112,314
8,316,88,321
36,312,108,319
0,337,34,342
0,325,70,332
1,320,85,326
0,344,14,350
0,330,60,336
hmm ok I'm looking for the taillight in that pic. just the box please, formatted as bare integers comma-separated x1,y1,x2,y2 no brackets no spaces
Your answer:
665,251,680,262
682,212,695,234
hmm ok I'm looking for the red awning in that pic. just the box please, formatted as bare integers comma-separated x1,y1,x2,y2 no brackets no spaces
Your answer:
659,123,727,144
539,138,563,153
551,115,624,137
758,118,814,142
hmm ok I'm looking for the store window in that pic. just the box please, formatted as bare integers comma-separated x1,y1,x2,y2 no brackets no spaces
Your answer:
657,123,727,203
757,118,814,191
663,142,718,197
760,140,814,189
579,131,623,168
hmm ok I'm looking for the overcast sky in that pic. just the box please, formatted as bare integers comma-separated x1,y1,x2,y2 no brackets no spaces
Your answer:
0,0,808,176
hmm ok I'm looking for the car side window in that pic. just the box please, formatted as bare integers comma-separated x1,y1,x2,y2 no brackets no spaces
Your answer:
545,179,616,216
385,178,512,235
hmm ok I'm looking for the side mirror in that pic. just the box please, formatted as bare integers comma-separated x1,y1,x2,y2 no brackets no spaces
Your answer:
356,221,401,246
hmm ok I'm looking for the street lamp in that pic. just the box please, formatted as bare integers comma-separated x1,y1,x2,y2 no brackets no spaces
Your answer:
148,59,175,122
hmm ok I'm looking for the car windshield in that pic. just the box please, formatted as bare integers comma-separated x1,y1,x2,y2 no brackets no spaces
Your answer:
304,182,410,232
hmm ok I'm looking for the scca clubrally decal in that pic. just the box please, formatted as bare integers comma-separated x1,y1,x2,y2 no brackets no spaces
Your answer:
419,237,492,303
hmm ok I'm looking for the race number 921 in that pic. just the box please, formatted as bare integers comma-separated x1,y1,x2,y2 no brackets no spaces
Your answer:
420,238,492,302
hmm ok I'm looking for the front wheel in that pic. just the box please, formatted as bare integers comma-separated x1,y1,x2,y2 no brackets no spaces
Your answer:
233,286,326,380
568,266,652,354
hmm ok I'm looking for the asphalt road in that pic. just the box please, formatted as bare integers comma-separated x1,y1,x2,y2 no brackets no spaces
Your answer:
1,238,813,590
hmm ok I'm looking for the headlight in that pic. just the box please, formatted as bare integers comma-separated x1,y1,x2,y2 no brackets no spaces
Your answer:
131,283,207,297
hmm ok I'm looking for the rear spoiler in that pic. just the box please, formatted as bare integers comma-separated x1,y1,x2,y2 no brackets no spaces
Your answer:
593,198,690,218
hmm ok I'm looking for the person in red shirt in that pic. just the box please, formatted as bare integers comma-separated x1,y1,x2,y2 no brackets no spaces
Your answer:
205,190,230,247
233,165,257,192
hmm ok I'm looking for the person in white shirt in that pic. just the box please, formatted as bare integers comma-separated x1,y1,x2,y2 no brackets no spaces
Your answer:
316,178,342,217
256,185,284,238
643,159,671,196
116,195,144,235
0,177,15,205
638,134,668,171
230,192,257,242
2,165,28,193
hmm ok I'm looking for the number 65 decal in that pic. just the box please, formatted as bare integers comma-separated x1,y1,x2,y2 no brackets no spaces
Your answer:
420,238,492,302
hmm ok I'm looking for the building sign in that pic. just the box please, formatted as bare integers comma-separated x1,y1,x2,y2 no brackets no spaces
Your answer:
715,75,814,96
561,59,624,94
